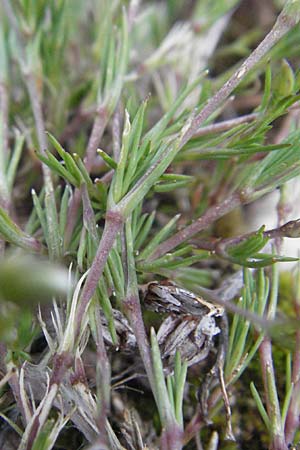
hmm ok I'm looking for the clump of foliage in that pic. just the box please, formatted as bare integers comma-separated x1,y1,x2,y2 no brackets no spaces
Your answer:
1,1,300,449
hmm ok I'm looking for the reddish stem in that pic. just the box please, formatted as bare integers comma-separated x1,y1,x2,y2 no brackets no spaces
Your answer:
151,193,242,260
75,210,124,337
180,9,295,148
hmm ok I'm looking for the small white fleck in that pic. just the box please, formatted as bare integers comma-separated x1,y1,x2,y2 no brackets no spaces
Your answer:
237,67,246,79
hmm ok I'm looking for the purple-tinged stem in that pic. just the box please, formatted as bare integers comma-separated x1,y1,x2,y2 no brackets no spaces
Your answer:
2,0,61,259
0,78,10,254
186,218,300,256
124,219,182,449
180,8,297,148
65,106,108,246
0,82,9,160
193,113,258,137
124,293,154,386
151,192,242,260
24,351,73,448
0,81,9,210
84,105,108,173
183,411,203,446
128,0,140,29
8,365,32,427
64,188,81,248
160,425,183,450
94,307,111,447
75,210,124,338
111,106,121,161
148,8,300,261
123,219,154,389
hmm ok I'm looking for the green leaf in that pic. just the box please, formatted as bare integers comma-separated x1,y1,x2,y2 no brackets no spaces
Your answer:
6,133,24,192
227,227,268,259
97,148,117,169
32,188,48,243
150,327,175,427
272,59,295,100
134,211,156,251
138,214,181,260
36,150,79,187
59,185,71,245
154,178,192,192
250,382,270,430
46,132,82,184
113,110,131,202
97,281,118,346
0,206,41,251
259,63,272,111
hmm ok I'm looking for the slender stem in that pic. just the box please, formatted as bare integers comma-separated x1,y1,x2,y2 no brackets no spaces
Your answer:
84,105,108,173
0,82,8,159
190,218,300,257
24,350,73,447
75,210,124,337
0,22,10,255
64,189,81,248
259,338,288,450
284,282,300,443
187,217,300,256
124,219,183,450
124,293,154,384
258,265,287,450
194,113,258,137
0,81,9,209
59,105,96,142
82,184,98,244
0,80,9,254
111,106,121,161
284,328,300,442
6,363,31,427
2,0,61,259
180,8,297,147
148,197,300,263
151,193,242,260
160,426,183,450
128,0,140,29
145,8,299,261
65,105,108,245
72,5,299,259
94,307,111,448
124,218,154,389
